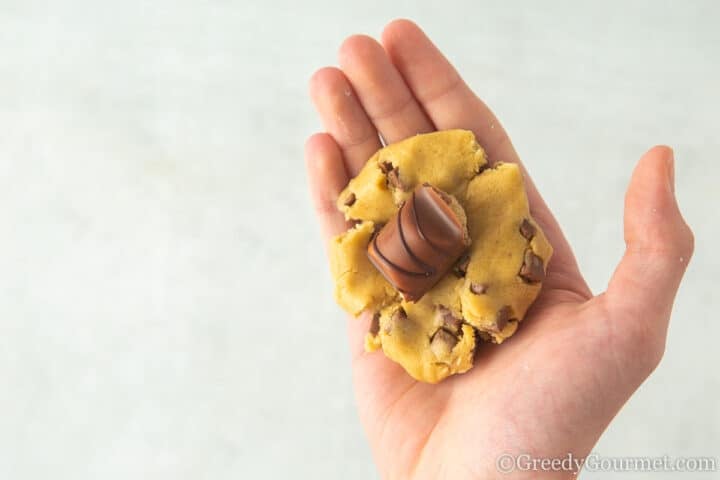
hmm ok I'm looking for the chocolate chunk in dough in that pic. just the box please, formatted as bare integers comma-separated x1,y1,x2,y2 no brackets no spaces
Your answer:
519,218,536,240
469,282,487,295
386,167,406,191
493,306,512,332
379,161,393,174
436,306,463,335
344,192,356,207
369,313,380,335
385,307,407,334
430,328,459,358
519,249,545,283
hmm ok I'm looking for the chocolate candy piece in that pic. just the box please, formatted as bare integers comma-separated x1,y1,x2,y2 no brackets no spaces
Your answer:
493,305,512,333
386,167,406,191
519,218,536,240
436,305,463,334
369,313,380,335
367,184,469,302
519,249,545,283
343,192,356,207
385,307,407,334
430,328,459,358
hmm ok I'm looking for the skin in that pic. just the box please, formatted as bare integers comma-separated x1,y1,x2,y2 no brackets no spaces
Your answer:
305,19,694,479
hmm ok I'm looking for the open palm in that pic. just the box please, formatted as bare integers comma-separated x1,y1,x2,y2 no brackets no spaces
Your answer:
305,20,693,479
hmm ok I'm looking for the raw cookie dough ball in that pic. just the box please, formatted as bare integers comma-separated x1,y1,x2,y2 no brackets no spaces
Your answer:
329,130,552,383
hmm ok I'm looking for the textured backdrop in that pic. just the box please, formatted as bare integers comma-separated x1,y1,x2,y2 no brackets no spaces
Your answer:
0,1,718,478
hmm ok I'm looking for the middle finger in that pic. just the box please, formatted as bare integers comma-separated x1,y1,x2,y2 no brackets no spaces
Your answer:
338,34,435,144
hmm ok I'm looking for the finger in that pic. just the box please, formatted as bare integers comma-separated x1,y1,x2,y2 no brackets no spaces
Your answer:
309,67,382,177
380,19,513,164
304,133,350,242
606,146,694,330
338,34,435,144
381,19,589,298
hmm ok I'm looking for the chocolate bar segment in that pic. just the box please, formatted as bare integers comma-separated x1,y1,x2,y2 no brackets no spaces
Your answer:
367,184,469,302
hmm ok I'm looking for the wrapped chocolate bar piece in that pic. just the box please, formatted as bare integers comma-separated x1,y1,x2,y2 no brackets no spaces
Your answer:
367,183,470,301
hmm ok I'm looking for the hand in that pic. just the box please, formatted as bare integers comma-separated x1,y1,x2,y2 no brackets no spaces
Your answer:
305,20,694,479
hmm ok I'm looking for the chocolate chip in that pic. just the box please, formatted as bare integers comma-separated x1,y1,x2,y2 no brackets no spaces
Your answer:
453,254,470,278
344,192,356,207
430,328,458,358
445,318,462,334
493,305,512,332
475,328,493,343
379,161,393,174
469,282,487,295
519,249,545,283
473,328,489,358
369,313,380,335
386,167,406,191
519,219,536,240
436,305,462,334
385,307,407,334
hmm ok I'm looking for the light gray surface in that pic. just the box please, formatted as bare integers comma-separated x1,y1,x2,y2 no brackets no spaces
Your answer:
0,1,718,478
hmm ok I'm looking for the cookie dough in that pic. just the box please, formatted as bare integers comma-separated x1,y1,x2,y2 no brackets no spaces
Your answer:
329,130,552,383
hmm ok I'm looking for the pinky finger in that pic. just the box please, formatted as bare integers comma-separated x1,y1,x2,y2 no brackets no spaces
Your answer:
304,133,350,243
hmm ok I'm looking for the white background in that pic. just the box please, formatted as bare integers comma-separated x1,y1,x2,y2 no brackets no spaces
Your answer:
1,1,718,478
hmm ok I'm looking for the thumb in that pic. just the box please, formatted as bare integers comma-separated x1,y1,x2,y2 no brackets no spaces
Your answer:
606,146,694,332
